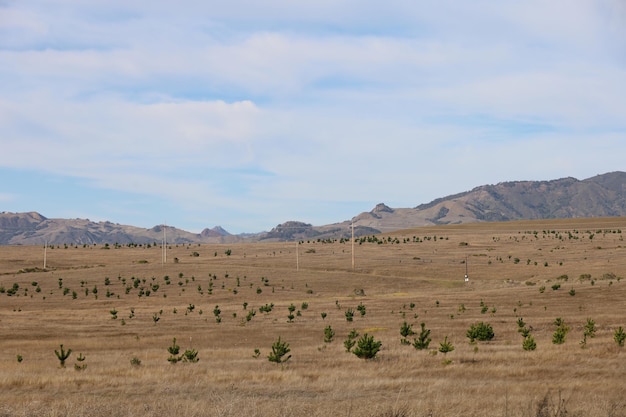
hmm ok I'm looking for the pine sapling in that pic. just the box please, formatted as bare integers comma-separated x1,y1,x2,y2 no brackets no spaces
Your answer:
324,325,335,343
167,338,182,363
54,344,72,367
615,327,626,347
268,336,291,364
352,333,382,360
413,323,431,350
344,329,359,352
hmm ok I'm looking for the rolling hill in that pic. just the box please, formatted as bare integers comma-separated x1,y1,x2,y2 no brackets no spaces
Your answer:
2,171,625,244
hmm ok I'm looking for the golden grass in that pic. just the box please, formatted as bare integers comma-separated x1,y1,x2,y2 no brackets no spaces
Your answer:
1,217,626,416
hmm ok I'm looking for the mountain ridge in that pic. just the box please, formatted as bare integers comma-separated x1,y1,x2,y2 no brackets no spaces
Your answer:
2,171,626,244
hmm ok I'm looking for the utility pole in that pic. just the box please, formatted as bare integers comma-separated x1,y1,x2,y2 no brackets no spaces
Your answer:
162,223,167,265
351,221,355,270
43,240,47,269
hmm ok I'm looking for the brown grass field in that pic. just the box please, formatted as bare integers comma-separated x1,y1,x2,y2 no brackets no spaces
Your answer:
2,217,626,416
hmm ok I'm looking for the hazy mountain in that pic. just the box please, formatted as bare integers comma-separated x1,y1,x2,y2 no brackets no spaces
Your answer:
2,172,625,244
0,212,234,245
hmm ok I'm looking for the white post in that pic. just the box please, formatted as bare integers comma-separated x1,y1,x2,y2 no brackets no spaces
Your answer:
351,221,355,270
161,222,167,265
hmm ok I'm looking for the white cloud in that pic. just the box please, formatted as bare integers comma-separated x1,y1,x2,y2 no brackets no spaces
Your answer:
1,0,625,232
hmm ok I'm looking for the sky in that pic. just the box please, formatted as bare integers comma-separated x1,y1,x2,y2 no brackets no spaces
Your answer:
1,1,625,234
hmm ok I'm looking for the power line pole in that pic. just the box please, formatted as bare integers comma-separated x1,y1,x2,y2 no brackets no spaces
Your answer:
351,221,355,270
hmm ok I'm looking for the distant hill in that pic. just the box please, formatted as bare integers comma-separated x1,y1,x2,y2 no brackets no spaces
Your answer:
0,212,234,245
259,171,626,240
2,171,626,244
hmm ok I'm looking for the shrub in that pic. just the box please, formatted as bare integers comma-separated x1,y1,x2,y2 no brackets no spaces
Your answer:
344,329,359,352
54,344,72,367
74,353,87,371
130,357,142,366
412,323,431,350
357,303,366,316
438,336,454,355
353,333,382,359
522,335,537,351
323,325,335,343
584,318,596,339
345,308,355,322
614,327,626,347
167,338,181,363
552,321,570,345
466,322,495,343
182,348,199,363
268,337,291,364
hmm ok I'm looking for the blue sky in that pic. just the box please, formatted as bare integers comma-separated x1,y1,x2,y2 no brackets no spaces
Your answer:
1,1,625,234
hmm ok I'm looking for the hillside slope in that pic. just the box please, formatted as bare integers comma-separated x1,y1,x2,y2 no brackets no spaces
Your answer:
2,171,625,244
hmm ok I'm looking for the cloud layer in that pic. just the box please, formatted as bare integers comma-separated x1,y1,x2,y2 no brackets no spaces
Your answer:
1,1,625,232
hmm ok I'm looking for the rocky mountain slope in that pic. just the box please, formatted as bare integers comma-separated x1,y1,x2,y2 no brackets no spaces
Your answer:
2,172,625,244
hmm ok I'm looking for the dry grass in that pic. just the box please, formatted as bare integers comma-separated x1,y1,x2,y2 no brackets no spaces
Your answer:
2,218,626,416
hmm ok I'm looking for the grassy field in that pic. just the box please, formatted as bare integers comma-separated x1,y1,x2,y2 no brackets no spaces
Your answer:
1,217,626,416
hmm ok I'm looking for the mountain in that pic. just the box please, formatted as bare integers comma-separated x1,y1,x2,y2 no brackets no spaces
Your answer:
259,171,626,239
0,213,234,245
2,172,626,244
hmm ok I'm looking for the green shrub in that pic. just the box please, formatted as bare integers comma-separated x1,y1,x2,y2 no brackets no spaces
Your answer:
466,322,495,342
344,329,359,352
614,327,626,347
522,335,537,351
324,325,335,343
54,344,72,367
412,323,431,350
167,338,181,363
352,333,382,359
345,308,355,322
268,337,291,363
438,336,454,355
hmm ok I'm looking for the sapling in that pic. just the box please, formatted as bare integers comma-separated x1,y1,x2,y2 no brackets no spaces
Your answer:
614,327,626,347
522,335,537,351
268,337,291,364
167,338,181,363
323,325,335,343
353,333,382,360
344,329,359,352
74,353,87,371
413,323,431,350
466,322,495,343
438,336,455,364
584,318,596,339
345,308,355,322
357,303,366,317
54,344,72,367
400,321,415,345
182,348,199,363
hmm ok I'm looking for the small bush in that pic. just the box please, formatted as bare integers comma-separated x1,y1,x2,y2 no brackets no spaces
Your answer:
323,325,335,343
412,323,431,350
466,322,495,342
614,327,626,347
353,333,382,360
268,336,291,363
522,335,537,351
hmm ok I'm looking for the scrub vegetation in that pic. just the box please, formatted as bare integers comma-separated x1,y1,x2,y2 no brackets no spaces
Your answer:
1,217,626,416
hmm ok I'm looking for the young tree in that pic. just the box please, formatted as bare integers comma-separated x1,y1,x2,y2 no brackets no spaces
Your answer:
412,323,432,350
268,337,291,364
353,333,382,360
54,344,72,368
